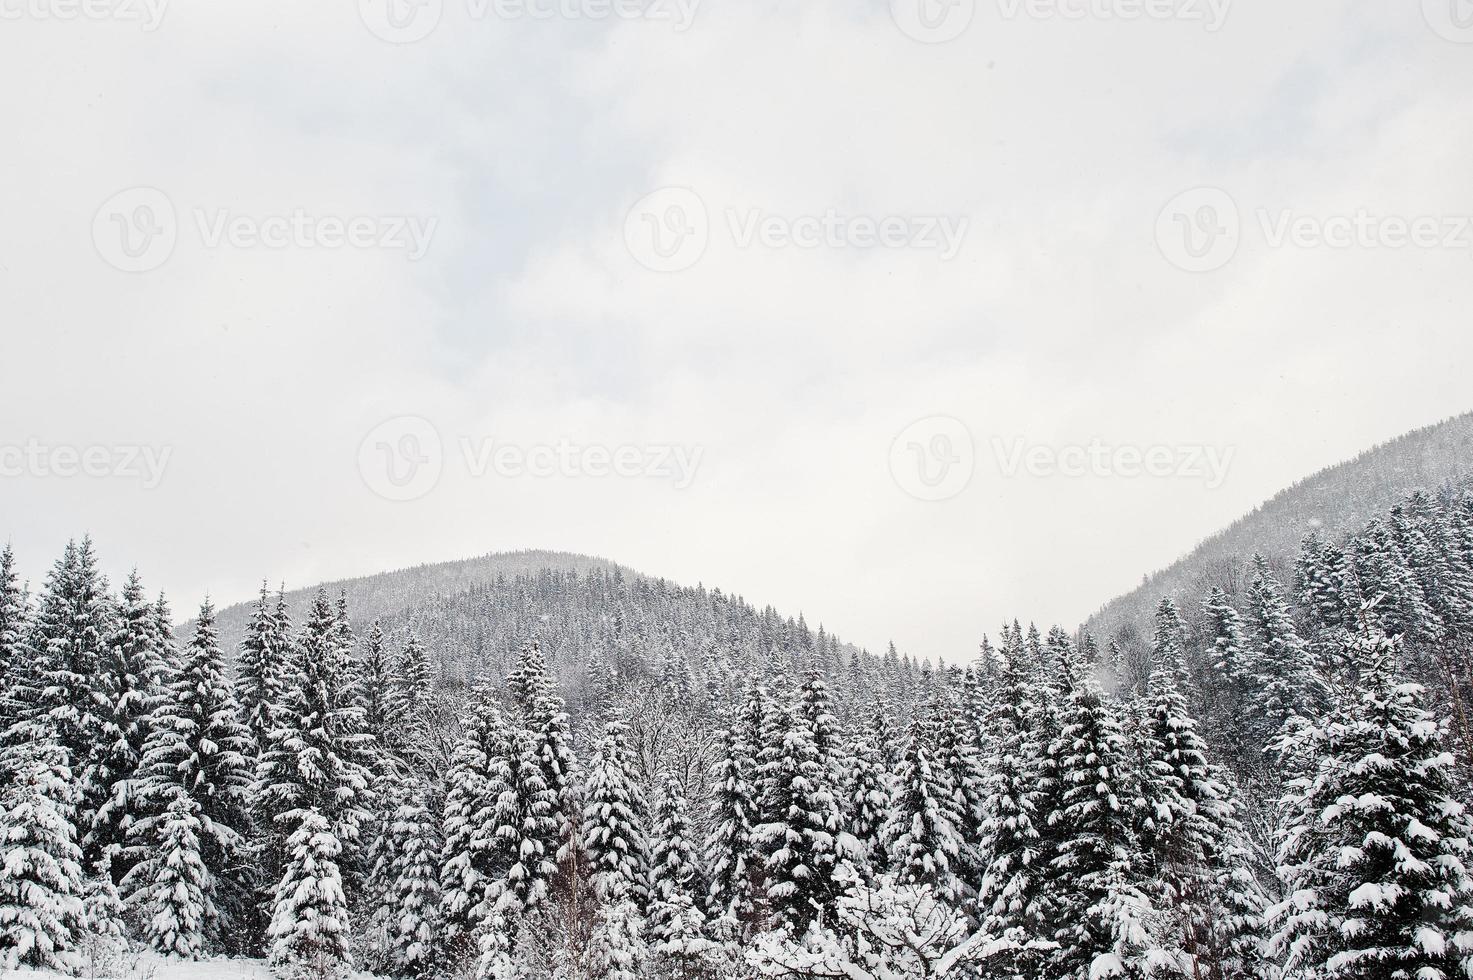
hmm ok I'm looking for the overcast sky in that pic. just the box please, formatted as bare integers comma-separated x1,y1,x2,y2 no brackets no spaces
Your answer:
3,0,1472,661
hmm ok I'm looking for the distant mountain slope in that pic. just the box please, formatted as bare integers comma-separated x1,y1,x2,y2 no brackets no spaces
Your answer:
211,549,618,653
1086,411,1473,642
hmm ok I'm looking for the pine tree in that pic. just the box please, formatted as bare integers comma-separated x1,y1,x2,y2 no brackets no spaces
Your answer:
128,791,213,958
1049,676,1144,978
753,681,847,934
580,714,649,907
237,582,290,756
127,600,254,944
482,722,560,918
357,620,400,750
843,724,892,877
256,589,373,865
507,642,576,873
706,714,759,932
649,774,703,946
369,778,442,978
976,649,1050,974
0,544,31,737
928,695,987,904
438,686,510,957
29,538,114,841
1136,633,1267,978
1270,632,1473,979
0,721,86,973
884,722,963,904
1246,556,1325,742
268,808,353,979
1201,587,1255,757
89,569,169,883
584,898,648,980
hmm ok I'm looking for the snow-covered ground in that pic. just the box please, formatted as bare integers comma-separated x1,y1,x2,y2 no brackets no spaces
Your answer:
3,953,378,979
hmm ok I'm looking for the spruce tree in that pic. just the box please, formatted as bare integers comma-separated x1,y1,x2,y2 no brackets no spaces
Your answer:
89,569,168,882
580,714,650,907
438,685,510,957
237,582,290,756
843,724,892,878
649,774,703,946
1270,632,1473,979
884,722,964,904
126,600,255,944
29,538,114,838
268,808,354,979
368,777,442,978
1049,676,1144,978
0,544,31,738
128,792,213,958
0,720,86,973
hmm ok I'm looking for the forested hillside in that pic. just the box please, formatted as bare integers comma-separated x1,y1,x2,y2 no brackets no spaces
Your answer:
2,428,1473,979
1089,411,1473,642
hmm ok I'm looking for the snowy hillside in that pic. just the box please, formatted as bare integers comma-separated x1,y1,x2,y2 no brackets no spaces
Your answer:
1087,410,1473,642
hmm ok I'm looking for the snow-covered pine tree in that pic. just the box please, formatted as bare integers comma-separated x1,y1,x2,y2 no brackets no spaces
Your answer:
649,774,703,944
580,713,650,907
29,538,114,839
927,694,987,906
438,685,510,958
269,808,354,980
0,544,31,739
237,582,288,756
507,641,577,873
357,620,400,752
0,718,86,974
127,791,214,958
1270,631,1473,979
88,569,169,883
1049,675,1147,978
976,647,1050,974
1136,624,1267,979
583,897,648,980
843,722,892,878
752,679,848,935
1246,556,1325,746
883,721,963,905
393,632,434,724
255,589,373,875
482,721,561,919
1201,587,1255,759
126,600,255,947
706,705,759,934
368,776,442,978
